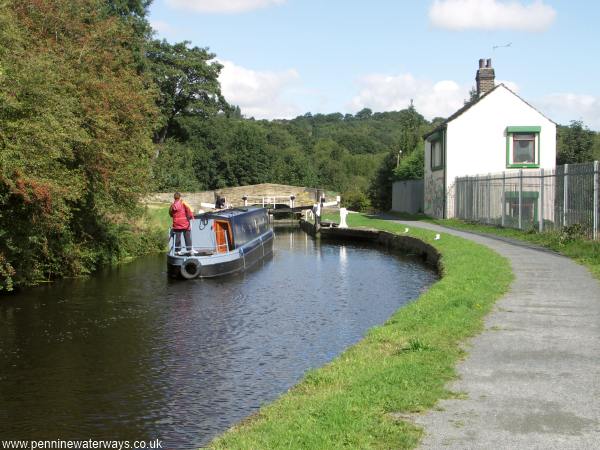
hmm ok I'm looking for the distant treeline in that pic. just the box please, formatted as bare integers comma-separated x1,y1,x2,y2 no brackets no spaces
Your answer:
1,0,599,290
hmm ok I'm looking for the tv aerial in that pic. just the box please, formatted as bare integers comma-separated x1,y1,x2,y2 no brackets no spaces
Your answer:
493,42,512,51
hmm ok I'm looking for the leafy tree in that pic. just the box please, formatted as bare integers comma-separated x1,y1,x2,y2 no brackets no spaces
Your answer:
557,120,595,164
464,86,478,104
0,0,158,289
355,108,373,119
394,148,424,180
147,39,228,145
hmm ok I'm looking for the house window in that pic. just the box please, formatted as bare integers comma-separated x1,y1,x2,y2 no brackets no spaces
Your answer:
431,138,443,171
513,133,536,163
506,126,541,168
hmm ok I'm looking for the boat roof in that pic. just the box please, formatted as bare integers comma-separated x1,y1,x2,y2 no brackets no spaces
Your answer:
200,206,266,220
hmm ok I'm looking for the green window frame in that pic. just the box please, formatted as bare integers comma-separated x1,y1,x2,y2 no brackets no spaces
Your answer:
430,132,444,171
506,126,541,168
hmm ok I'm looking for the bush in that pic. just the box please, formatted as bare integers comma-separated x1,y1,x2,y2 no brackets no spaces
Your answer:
342,191,371,212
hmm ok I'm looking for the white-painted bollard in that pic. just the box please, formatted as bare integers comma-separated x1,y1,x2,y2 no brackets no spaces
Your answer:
404,227,409,233
339,207,349,228
434,233,441,240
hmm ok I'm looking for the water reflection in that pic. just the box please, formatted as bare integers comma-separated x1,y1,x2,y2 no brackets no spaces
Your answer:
0,228,437,448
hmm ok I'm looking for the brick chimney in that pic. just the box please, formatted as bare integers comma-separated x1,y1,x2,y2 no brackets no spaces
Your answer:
476,58,495,97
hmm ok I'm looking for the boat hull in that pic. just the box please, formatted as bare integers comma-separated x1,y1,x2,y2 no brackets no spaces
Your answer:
167,229,274,279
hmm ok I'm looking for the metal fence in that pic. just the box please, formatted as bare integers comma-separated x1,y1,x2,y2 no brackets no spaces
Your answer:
451,161,600,239
392,180,424,214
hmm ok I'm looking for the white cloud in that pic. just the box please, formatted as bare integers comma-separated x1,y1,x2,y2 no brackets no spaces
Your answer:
219,60,302,119
166,0,286,13
429,0,556,32
535,93,600,130
349,73,470,119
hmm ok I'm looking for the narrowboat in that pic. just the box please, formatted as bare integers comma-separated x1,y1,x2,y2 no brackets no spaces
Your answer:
167,206,274,279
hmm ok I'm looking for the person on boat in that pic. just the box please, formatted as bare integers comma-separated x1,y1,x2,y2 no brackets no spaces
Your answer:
170,192,194,255
215,196,226,209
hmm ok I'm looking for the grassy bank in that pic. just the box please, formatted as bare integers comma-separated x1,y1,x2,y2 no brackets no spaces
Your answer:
210,214,512,449
430,219,600,280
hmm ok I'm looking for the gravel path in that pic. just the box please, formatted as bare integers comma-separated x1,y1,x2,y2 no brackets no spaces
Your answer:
391,220,600,450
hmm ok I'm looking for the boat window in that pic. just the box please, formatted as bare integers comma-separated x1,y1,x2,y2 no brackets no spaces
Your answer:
231,211,269,248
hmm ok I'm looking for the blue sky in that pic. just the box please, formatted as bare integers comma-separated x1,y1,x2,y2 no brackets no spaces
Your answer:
149,0,600,129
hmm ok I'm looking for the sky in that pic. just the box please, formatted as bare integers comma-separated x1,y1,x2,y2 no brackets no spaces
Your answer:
149,0,600,129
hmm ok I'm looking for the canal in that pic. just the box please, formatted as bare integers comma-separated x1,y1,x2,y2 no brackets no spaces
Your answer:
0,227,437,448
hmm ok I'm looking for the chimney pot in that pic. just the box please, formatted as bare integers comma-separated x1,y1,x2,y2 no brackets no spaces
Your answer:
479,58,485,68
486,58,492,68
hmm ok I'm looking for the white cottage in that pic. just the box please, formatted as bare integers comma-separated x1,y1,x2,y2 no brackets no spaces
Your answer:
423,59,556,218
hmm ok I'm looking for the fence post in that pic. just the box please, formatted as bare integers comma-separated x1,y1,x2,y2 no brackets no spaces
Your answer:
501,171,506,227
539,168,544,233
563,164,569,227
487,174,491,224
518,169,523,230
594,161,599,240
455,177,459,218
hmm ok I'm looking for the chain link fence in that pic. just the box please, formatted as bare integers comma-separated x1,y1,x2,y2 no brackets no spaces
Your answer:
451,162,600,239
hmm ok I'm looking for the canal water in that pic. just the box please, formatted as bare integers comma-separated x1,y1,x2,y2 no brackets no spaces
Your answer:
0,227,437,448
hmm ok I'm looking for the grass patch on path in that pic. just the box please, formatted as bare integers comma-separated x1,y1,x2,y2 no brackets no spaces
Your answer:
210,214,512,449
430,219,600,280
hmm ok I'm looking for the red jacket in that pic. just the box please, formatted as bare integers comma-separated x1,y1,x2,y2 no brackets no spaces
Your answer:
170,200,193,230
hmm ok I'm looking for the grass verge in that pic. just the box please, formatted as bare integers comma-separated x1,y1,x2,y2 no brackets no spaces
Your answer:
429,218,600,280
209,214,512,449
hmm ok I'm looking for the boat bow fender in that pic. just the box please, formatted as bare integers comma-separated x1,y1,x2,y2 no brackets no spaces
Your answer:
180,259,202,279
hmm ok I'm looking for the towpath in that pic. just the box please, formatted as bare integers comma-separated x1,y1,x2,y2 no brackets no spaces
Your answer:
388,219,600,450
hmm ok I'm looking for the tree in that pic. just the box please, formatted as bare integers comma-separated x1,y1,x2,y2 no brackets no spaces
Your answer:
147,39,228,145
394,148,424,180
0,0,158,289
464,86,478,104
557,120,594,164
355,108,373,120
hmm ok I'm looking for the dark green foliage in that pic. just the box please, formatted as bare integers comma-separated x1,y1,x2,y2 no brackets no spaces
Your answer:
395,148,424,180
367,107,429,210
557,120,595,164
342,191,371,212
0,0,161,290
147,39,228,144
150,104,427,199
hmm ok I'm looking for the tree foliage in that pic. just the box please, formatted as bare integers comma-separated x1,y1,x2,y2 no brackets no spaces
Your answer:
0,0,159,290
147,39,228,144
557,120,595,164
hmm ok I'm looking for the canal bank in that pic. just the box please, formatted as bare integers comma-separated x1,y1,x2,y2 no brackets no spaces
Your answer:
210,215,513,449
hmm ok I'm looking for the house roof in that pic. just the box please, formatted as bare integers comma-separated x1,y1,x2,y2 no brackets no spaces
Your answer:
423,83,556,140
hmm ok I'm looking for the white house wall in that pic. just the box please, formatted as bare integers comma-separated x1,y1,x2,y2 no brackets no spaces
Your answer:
445,85,556,217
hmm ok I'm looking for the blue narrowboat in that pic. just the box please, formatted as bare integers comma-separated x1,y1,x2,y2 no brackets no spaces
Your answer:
167,206,274,279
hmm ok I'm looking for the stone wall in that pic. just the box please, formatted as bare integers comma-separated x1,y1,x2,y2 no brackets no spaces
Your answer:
318,227,441,269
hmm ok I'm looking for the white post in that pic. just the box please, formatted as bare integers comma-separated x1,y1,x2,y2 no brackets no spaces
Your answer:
518,169,523,230
563,164,569,227
339,207,349,228
539,169,544,233
594,161,599,240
